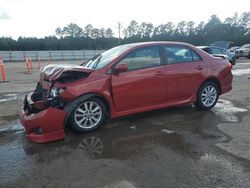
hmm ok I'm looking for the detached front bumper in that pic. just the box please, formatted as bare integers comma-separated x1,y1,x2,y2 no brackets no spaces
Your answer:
20,93,66,143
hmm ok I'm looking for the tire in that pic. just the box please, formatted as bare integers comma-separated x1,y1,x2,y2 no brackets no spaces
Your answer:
195,81,219,110
247,53,250,59
68,97,107,132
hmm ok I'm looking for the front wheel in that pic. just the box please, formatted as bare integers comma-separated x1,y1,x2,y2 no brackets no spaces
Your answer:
70,98,106,132
196,82,219,110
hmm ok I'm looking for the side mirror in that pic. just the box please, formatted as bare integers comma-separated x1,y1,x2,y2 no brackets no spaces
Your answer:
114,63,128,73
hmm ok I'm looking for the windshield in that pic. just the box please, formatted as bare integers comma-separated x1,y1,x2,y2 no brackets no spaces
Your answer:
83,45,131,70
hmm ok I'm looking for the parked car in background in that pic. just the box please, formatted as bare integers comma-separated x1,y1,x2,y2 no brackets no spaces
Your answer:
229,46,240,52
20,41,233,143
197,46,236,65
235,44,250,59
210,41,233,50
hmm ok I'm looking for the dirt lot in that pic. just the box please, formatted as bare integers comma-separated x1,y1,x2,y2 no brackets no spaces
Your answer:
1,58,250,188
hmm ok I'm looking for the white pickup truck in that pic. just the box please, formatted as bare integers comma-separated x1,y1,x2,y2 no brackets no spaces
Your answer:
235,44,250,59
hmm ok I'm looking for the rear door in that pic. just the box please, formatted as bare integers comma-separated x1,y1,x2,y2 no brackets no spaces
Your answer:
111,46,167,112
163,45,207,102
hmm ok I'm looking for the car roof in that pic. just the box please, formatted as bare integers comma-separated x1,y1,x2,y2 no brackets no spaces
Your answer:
119,41,193,48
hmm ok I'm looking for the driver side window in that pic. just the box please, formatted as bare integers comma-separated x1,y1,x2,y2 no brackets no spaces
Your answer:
118,46,161,71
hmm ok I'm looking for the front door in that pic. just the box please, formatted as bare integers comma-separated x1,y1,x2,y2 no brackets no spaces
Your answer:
111,46,167,112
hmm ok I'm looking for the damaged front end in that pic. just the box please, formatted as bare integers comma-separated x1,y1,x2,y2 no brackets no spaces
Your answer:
20,64,93,143
20,82,67,143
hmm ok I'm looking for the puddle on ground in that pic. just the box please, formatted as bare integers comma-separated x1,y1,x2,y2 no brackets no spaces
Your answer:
21,123,203,162
0,99,247,163
1,98,250,187
0,120,23,135
0,93,19,103
75,126,201,160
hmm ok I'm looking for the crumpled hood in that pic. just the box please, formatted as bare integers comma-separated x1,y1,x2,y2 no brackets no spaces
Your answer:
40,64,94,81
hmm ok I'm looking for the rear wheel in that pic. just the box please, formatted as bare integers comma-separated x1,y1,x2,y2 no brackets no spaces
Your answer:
69,97,106,132
196,82,219,110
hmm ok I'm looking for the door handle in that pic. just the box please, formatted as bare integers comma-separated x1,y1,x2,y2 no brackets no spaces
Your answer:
196,65,204,70
154,71,165,76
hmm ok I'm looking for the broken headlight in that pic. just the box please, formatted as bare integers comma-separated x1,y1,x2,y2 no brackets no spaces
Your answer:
50,87,65,98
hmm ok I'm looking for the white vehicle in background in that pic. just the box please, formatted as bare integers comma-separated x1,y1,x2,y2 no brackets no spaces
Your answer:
235,44,250,59
229,46,240,52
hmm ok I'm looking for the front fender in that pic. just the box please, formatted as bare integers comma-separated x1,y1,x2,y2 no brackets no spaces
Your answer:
63,93,112,128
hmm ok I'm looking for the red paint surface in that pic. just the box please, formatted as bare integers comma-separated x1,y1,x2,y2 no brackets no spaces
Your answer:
20,108,66,143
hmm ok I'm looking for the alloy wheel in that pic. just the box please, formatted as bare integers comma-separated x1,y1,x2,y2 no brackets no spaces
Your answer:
201,85,217,107
74,101,103,129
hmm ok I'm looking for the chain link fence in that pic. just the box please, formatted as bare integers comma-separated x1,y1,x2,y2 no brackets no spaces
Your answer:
0,50,104,62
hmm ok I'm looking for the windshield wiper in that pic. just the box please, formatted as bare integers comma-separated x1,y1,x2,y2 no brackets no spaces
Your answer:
92,55,102,70
80,54,100,66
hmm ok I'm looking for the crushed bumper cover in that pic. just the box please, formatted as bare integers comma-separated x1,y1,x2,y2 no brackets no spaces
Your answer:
20,93,66,143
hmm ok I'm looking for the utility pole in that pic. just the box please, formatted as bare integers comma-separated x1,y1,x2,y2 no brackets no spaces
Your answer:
117,22,122,45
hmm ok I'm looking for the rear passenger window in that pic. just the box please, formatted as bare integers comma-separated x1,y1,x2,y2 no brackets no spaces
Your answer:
118,46,161,71
164,46,202,64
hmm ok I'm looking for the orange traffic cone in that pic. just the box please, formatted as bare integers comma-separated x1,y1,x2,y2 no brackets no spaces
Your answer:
0,57,7,82
28,57,33,69
25,58,31,74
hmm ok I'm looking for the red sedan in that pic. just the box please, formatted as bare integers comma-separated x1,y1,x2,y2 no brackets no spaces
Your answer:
20,41,233,143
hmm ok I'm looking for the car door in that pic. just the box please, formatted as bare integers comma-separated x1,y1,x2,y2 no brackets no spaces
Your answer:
111,46,167,112
163,45,207,102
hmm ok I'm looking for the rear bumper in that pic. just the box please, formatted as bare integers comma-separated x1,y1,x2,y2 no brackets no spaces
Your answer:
20,93,66,143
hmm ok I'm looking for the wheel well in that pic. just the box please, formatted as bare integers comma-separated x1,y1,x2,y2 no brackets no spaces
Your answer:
87,94,111,117
63,93,111,128
198,78,221,95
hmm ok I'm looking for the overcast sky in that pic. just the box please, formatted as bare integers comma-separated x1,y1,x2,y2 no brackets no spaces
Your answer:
0,0,249,39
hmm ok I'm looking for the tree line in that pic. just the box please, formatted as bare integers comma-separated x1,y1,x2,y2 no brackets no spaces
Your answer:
0,12,250,51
